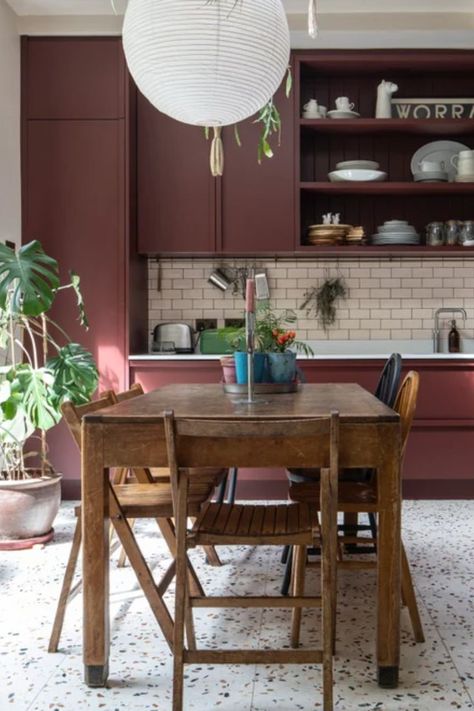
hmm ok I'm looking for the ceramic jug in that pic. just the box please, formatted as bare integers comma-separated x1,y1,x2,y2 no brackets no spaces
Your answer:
375,80,398,119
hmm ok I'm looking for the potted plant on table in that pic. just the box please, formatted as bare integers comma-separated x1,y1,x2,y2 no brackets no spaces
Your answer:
0,241,98,549
221,304,312,384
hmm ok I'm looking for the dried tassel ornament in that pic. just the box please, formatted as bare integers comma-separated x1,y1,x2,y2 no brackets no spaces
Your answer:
308,0,318,38
210,126,224,177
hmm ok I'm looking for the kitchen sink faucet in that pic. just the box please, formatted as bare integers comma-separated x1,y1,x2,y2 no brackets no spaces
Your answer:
433,307,467,352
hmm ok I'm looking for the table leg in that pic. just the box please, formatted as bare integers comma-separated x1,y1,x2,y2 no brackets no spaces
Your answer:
82,421,109,687
376,425,401,688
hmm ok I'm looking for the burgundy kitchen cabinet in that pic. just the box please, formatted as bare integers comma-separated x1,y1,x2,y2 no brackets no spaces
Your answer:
219,80,295,253
130,358,474,500
137,93,217,254
23,37,125,120
136,71,295,255
21,37,138,493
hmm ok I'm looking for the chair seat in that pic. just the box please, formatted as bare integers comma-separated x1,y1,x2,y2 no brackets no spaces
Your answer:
191,502,314,546
290,481,377,506
115,481,215,518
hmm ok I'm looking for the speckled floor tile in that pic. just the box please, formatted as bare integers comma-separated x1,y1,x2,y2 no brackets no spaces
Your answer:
1,501,473,710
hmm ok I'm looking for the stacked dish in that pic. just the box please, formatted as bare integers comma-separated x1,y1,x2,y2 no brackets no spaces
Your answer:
345,226,365,244
336,160,379,171
327,109,360,119
307,223,351,245
371,220,420,245
328,168,387,182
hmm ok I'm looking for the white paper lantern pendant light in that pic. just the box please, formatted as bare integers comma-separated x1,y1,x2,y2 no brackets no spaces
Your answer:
123,0,291,175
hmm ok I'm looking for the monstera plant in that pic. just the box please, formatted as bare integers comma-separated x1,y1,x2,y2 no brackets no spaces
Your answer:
0,241,98,546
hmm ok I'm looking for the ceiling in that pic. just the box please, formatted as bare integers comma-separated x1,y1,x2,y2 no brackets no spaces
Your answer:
6,0,474,15
6,0,474,48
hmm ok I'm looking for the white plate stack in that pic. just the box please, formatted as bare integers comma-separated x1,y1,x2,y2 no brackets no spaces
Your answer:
372,220,420,245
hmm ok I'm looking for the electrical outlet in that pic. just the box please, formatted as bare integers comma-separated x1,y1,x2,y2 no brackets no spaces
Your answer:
224,318,245,328
196,318,217,332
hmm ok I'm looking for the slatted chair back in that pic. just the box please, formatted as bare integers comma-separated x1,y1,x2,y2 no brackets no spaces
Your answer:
393,370,419,458
375,353,402,408
61,393,116,451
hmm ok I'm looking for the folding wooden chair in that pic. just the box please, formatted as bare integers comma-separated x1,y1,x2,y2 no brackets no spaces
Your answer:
48,387,223,653
164,411,340,711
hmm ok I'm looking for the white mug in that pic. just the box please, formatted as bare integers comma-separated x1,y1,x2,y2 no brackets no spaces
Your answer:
335,96,354,111
419,159,445,172
451,150,474,175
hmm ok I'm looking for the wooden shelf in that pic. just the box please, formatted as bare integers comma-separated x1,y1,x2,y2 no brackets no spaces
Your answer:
300,118,474,136
300,181,474,195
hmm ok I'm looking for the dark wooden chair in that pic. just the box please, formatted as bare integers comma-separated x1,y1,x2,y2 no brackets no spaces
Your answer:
281,353,402,590
289,371,424,645
48,386,224,653
164,411,340,711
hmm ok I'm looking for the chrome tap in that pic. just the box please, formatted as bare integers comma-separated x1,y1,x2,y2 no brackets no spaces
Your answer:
433,307,467,352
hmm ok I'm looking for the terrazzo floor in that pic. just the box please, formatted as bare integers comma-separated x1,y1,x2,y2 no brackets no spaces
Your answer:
1,500,473,711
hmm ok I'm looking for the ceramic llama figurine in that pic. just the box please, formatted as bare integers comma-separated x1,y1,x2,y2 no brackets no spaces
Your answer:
375,80,398,118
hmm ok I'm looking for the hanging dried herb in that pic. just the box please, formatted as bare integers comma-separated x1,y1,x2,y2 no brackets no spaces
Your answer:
300,276,348,332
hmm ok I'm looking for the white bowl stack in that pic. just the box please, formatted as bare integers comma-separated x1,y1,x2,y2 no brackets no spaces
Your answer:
372,220,420,245
328,159,387,182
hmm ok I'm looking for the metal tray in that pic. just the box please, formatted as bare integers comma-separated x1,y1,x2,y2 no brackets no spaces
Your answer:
223,382,299,394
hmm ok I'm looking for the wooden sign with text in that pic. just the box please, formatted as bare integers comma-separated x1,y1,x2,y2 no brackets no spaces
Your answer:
392,98,474,120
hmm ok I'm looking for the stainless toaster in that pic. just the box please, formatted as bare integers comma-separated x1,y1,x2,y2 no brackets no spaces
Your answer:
152,323,195,354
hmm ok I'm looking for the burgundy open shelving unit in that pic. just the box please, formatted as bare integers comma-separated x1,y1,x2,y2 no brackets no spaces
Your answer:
294,50,474,258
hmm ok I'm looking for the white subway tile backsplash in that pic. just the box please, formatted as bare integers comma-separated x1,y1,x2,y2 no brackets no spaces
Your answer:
147,258,474,344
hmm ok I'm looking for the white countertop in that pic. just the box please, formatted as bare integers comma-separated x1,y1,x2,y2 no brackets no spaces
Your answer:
130,339,474,361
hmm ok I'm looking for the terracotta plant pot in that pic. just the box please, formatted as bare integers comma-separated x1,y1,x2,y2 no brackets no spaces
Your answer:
220,356,236,383
0,472,62,549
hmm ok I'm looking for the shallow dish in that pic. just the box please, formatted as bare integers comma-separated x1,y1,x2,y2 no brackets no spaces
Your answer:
413,170,448,182
327,109,360,119
328,169,387,182
336,159,379,170
378,225,417,233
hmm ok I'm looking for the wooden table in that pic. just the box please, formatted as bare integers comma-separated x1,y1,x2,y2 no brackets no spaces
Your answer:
81,383,401,689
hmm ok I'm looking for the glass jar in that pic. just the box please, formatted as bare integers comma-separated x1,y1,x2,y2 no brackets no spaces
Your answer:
425,221,445,246
445,220,459,246
459,221,474,246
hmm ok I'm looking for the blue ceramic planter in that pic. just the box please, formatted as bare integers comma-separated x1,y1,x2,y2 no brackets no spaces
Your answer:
267,352,297,383
234,352,266,384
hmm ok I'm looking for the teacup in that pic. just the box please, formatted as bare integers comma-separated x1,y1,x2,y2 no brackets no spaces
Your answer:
303,99,320,118
335,96,354,111
418,159,445,173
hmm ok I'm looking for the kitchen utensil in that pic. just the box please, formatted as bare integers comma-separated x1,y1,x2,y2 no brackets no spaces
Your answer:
328,169,387,182
410,140,470,182
152,323,194,353
336,159,379,170
327,109,360,119
255,271,270,300
208,268,231,291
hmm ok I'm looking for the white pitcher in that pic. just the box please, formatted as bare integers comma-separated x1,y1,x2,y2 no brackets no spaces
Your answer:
375,80,398,119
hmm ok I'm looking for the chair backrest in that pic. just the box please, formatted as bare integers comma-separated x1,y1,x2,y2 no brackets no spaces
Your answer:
374,353,402,408
61,392,116,451
393,370,419,458
164,412,339,495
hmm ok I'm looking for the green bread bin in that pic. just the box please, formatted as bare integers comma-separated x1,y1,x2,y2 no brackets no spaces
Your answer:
199,329,237,355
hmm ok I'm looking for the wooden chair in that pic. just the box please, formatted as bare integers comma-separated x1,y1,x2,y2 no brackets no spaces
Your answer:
164,411,340,711
289,371,424,645
48,387,223,653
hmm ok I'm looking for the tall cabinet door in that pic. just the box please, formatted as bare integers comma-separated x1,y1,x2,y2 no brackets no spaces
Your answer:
22,38,128,490
219,79,295,253
137,93,217,254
